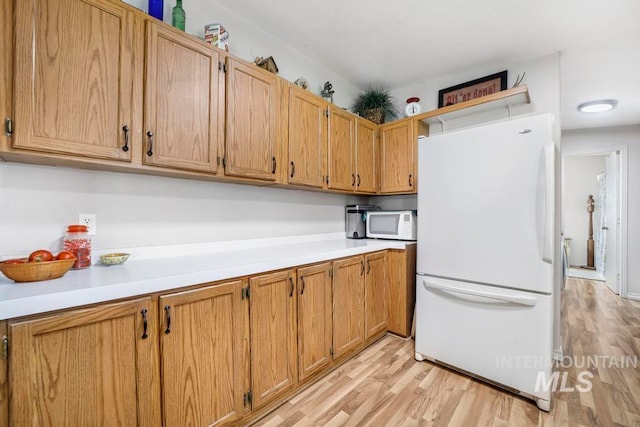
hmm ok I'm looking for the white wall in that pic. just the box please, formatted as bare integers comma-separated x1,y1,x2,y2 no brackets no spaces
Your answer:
123,0,361,108
563,125,640,297
377,53,562,212
0,163,363,257
562,155,606,266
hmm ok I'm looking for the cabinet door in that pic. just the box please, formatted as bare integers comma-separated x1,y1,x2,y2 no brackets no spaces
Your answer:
332,256,365,359
364,251,388,339
159,280,245,427
380,120,416,193
297,263,332,381
250,270,297,408
144,23,220,173
9,298,160,426
0,322,6,427
13,0,134,161
288,86,327,188
327,107,356,191
226,59,278,181
388,245,417,337
356,119,378,194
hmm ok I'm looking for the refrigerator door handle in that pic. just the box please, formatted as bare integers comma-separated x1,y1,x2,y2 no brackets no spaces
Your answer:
537,143,555,264
422,280,538,307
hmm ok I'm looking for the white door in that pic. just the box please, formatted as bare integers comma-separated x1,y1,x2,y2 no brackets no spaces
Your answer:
604,152,619,293
417,114,555,294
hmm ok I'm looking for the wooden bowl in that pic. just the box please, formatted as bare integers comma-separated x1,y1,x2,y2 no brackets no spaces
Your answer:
0,258,75,283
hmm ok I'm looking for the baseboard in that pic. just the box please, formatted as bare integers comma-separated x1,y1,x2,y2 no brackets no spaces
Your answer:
626,293,640,301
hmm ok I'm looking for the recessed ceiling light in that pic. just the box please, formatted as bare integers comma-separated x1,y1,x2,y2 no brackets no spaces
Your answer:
577,99,618,113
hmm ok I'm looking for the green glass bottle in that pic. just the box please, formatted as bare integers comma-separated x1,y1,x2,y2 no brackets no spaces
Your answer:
172,0,185,31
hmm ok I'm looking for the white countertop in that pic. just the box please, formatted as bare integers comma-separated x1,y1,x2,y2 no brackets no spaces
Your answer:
0,233,414,320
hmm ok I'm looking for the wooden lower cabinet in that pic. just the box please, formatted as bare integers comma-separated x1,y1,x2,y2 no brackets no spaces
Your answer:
0,321,6,427
297,262,332,381
387,244,417,337
159,280,245,426
249,270,298,409
8,298,161,426
332,255,365,359
364,251,388,339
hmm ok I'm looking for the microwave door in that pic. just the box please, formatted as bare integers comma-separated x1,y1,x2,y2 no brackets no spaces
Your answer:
370,215,399,237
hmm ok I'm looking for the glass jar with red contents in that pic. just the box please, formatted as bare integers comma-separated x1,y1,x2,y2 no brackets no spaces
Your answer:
63,225,92,269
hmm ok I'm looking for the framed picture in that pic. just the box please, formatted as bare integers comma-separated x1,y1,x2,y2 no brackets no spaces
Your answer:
438,71,508,108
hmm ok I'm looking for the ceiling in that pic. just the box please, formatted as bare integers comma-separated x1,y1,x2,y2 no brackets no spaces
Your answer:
212,0,640,130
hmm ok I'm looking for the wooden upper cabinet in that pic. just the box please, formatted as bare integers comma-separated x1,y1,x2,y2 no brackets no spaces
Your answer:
327,107,356,191
9,298,161,426
355,119,378,194
332,256,365,359
380,120,417,193
249,270,297,409
13,0,134,161
364,251,388,339
144,23,221,173
297,262,332,381
159,280,245,427
287,86,327,188
225,58,278,181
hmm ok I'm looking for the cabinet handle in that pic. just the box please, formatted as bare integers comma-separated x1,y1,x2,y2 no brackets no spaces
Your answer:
140,309,149,339
290,161,295,178
164,305,171,334
367,259,371,274
357,174,361,187
272,156,277,174
409,174,413,187
146,131,154,156
360,260,365,276
300,276,306,295
352,173,356,187
289,277,294,297
122,125,130,152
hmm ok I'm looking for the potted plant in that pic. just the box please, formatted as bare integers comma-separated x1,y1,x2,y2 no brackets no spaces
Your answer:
351,85,399,124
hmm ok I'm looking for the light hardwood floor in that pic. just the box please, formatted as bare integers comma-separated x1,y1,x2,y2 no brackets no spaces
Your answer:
252,278,640,426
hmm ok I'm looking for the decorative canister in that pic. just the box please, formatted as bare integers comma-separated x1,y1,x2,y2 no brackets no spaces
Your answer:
63,225,92,269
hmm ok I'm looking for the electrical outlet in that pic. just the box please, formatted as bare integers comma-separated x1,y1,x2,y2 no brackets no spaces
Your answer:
78,214,97,236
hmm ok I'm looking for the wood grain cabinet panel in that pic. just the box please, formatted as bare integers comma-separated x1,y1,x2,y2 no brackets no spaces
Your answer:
327,107,356,191
159,280,245,427
0,322,6,427
387,244,417,337
249,270,298,408
380,120,416,193
143,23,221,173
364,251,388,339
13,0,135,161
355,119,378,194
332,256,365,359
9,298,161,426
297,262,332,381
225,58,278,181
287,86,327,188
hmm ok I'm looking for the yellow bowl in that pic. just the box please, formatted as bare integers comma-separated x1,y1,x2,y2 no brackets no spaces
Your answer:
100,253,130,265
0,258,75,283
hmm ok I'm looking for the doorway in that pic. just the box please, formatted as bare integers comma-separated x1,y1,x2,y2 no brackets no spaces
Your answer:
562,150,625,295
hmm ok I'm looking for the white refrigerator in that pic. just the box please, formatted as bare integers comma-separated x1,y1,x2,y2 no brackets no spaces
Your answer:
414,114,556,411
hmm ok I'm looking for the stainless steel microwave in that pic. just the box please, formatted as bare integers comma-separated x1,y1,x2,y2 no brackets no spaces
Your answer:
366,210,417,241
